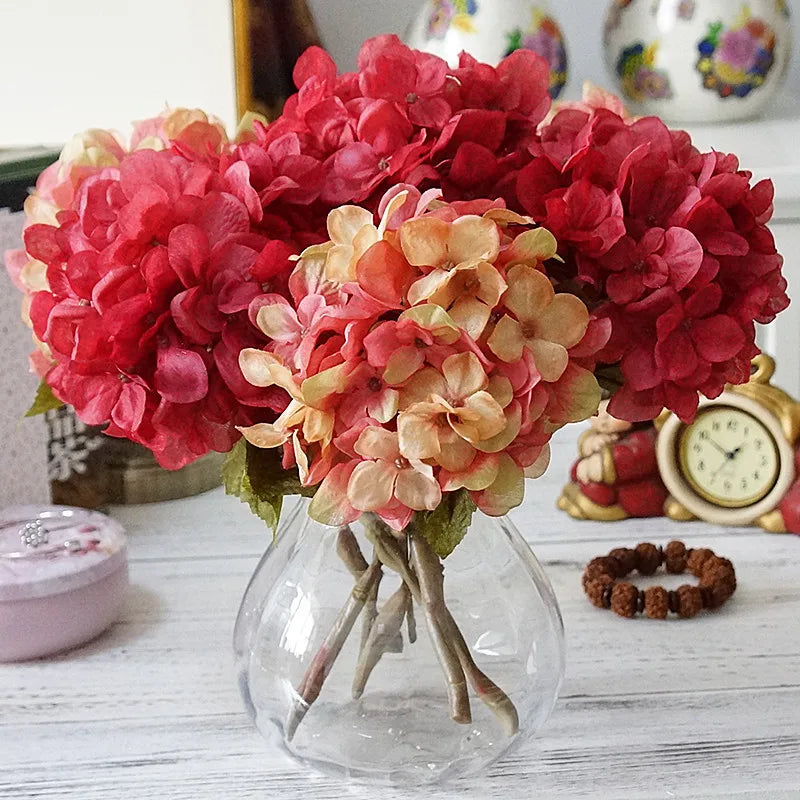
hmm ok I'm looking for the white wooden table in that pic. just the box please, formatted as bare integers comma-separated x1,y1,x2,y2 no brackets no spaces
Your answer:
2,427,799,799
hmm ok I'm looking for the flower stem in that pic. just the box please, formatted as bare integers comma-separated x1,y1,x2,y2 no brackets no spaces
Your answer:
407,531,472,725
352,582,411,699
367,516,519,735
286,548,381,741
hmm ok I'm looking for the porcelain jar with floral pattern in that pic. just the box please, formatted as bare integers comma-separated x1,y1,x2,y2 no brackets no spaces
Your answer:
603,0,793,122
406,0,569,98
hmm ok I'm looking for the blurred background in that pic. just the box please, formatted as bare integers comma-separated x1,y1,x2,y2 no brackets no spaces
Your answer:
1,0,798,146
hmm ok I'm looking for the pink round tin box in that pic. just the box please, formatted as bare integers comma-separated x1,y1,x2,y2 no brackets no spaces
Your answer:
0,505,128,662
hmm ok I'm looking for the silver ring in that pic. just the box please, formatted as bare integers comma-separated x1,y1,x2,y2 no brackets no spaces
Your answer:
0,514,100,560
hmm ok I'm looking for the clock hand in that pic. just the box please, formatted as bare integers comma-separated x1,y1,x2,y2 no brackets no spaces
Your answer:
708,439,732,458
710,451,735,482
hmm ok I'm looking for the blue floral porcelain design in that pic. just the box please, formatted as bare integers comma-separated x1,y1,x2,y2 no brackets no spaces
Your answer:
504,10,568,98
696,6,777,98
427,0,480,39
616,41,673,100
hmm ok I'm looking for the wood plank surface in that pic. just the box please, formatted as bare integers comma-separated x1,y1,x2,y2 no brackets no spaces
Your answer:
2,428,799,799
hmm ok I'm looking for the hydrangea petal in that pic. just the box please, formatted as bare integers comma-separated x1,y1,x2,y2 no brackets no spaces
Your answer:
327,205,375,244
448,215,500,265
395,467,442,511
399,217,450,267
475,453,525,516
309,462,361,526
448,296,492,340
384,347,425,385
441,453,500,492
237,422,290,449
442,352,488,399
536,293,590,349
528,339,569,382
523,443,551,478
348,460,396,512
504,264,553,320
354,426,401,461
398,403,444,460
504,227,558,266
487,315,525,363
473,401,523,453
450,391,506,442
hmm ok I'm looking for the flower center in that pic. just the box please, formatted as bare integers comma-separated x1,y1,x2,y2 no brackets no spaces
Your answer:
367,377,382,392
406,92,419,104
633,260,646,273
119,374,131,383
414,337,427,348
378,157,390,171
394,457,410,470
463,276,480,291
521,321,539,338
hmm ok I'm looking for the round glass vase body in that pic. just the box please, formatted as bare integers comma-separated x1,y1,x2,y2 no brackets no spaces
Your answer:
234,503,565,785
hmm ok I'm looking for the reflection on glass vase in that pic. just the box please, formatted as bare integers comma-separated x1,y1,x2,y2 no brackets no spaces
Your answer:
234,501,565,784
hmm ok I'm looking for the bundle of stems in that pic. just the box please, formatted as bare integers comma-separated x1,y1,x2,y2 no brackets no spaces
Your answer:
285,514,519,741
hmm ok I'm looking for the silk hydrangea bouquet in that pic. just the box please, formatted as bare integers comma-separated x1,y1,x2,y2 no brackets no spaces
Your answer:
6,36,786,770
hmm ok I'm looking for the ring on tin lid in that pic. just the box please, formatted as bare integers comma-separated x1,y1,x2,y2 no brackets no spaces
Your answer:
0,513,101,560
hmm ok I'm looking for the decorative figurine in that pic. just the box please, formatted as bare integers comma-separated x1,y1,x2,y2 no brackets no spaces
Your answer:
603,0,792,122
558,401,669,521
407,0,569,98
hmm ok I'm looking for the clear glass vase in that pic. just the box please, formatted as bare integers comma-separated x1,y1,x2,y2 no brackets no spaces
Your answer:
234,502,565,785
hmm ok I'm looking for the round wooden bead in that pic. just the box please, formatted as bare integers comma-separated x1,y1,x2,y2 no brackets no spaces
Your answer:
664,540,688,574
687,548,714,577
583,556,622,587
644,586,669,620
635,542,661,576
611,582,638,618
585,576,615,608
609,547,637,576
677,585,703,618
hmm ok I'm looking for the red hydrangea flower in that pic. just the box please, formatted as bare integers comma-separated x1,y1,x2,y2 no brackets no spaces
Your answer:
516,104,787,422
21,146,288,468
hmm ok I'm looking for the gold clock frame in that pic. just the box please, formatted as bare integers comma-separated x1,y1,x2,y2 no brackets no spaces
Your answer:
657,355,800,528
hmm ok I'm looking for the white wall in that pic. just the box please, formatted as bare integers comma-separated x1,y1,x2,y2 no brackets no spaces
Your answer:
0,0,237,147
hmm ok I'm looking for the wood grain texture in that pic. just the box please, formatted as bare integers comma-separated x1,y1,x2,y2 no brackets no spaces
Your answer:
2,427,799,799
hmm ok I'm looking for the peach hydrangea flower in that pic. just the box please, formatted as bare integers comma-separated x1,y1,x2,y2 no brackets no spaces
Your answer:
397,352,516,467
488,264,590,381
232,186,605,529
237,349,349,481
347,428,442,513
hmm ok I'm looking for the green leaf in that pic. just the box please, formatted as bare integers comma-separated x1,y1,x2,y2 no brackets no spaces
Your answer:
413,489,477,559
222,439,315,535
25,381,65,418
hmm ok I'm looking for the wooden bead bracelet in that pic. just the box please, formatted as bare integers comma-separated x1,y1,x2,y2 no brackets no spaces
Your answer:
582,541,736,619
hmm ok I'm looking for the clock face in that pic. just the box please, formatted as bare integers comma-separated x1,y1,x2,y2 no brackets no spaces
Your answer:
678,406,781,508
